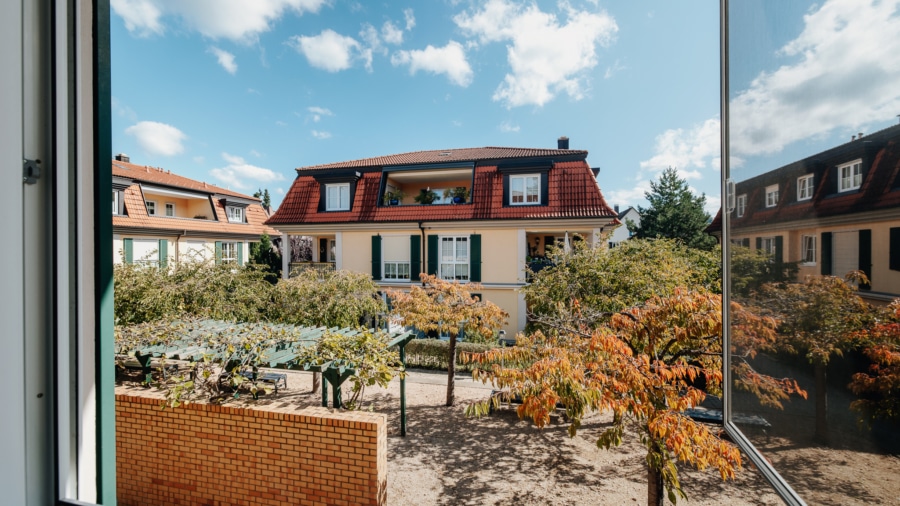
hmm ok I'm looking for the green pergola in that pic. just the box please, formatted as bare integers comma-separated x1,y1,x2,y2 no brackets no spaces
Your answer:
116,319,418,436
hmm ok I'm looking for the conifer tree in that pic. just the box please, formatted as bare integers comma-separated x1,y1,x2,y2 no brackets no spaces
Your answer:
634,167,717,250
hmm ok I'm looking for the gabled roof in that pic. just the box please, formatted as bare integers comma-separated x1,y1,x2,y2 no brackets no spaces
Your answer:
707,123,900,234
268,156,617,226
111,160,278,237
295,146,588,171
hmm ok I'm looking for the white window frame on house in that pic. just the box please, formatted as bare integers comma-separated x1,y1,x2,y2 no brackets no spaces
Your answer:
736,194,746,217
221,241,238,264
165,202,175,217
765,184,779,208
146,200,157,215
797,174,814,201
326,183,350,211
439,236,469,281
226,205,244,223
112,190,118,215
510,174,540,205
801,235,816,265
838,159,862,192
761,237,777,256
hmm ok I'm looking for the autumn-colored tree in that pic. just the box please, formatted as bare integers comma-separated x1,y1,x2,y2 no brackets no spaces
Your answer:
753,273,873,442
464,288,802,505
387,274,508,406
849,299,900,423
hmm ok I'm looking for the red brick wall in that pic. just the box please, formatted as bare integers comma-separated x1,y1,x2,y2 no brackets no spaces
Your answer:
116,393,387,505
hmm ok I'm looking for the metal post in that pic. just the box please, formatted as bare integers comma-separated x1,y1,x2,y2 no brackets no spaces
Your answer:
399,343,407,437
321,375,328,407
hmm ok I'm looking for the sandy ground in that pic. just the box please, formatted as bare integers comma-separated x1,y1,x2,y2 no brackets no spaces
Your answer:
122,367,900,505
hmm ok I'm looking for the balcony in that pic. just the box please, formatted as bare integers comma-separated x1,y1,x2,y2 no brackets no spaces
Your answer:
380,165,473,207
289,261,336,277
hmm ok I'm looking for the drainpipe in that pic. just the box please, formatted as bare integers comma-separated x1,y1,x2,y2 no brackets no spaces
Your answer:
175,230,186,263
418,221,426,285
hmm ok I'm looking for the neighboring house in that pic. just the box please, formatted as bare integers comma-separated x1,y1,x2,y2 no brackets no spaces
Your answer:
112,155,277,266
608,205,641,247
265,138,619,334
707,123,900,301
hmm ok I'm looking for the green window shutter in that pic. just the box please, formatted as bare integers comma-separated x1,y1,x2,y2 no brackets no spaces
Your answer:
371,235,382,280
123,238,133,264
215,241,223,265
858,229,871,290
158,239,168,268
410,235,421,282
237,242,244,266
427,234,438,276
774,236,783,264
890,228,900,271
821,232,832,275
755,237,762,250
470,234,482,282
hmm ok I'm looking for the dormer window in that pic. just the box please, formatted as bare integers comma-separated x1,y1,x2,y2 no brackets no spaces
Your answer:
226,205,244,223
146,200,157,215
165,202,175,217
765,184,779,208
113,190,119,215
736,194,746,217
510,174,541,205
797,174,814,201
838,159,862,192
326,183,350,211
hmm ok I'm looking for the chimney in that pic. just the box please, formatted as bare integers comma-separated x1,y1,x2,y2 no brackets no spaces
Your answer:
614,204,620,213
852,135,856,141
858,132,864,138
557,136,569,150
115,153,130,163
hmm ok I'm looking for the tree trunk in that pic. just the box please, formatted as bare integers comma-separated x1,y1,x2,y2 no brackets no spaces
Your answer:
814,363,828,443
446,333,457,406
647,464,664,506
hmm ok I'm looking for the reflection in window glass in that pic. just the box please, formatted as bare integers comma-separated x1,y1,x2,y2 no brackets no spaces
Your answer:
723,1,900,504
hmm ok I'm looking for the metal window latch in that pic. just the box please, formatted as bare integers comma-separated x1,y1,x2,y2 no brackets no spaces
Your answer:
725,178,735,213
23,158,41,185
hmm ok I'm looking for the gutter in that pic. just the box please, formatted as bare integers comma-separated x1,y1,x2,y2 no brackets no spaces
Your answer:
418,221,426,285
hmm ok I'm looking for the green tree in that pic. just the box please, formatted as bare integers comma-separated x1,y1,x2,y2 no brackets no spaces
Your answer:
253,188,271,211
387,274,508,406
634,167,717,250
270,269,386,328
249,233,282,282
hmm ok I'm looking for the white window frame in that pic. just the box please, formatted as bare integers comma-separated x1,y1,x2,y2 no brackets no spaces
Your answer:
761,237,777,256
439,236,469,281
326,183,350,211
165,202,175,217
801,235,816,265
765,184,779,208
226,205,244,223
221,241,238,264
382,236,410,281
797,174,814,201
146,200,157,215
736,194,746,217
838,159,862,192
510,174,540,205
112,190,118,215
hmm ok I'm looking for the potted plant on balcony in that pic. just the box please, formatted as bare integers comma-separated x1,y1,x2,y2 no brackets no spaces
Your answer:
443,186,470,204
382,190,406,206
414,187,438,205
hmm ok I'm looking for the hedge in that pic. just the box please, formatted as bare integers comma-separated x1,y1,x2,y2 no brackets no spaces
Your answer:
398,339,496,372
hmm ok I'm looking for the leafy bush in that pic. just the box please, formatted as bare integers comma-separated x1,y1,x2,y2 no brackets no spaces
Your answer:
270,269,386,327
401,339,496,372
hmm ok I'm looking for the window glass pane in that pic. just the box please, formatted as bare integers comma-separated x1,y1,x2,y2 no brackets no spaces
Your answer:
526,176,539,202
510,177,523,203
725,2,900,503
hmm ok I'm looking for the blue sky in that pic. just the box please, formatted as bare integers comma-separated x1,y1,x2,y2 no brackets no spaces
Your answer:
110,0,900,214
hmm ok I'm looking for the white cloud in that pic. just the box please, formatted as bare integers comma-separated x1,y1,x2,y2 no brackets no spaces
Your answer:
730,0,900,157
210,153,284,190
192,155,205,164
454,0,618,107
275,120,288,126
604,59,624,79
289,30,361,72
603,179,652,209
639,118,721,175
111,96,137,121
250,149,263,158
404,8,416,30
275,187,285,195
452,120,463,127
247,88,261,95
209,46,237,74
391,41,473,87
112,0,329,42
311,130,332,139
702,194,721,217
124,121,187,156
307,106,333,122
382,21,404,45
498,121,520,133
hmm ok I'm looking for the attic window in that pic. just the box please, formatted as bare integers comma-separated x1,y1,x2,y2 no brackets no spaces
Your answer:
439,151,452,157
226,206,244,223
838,159,862,192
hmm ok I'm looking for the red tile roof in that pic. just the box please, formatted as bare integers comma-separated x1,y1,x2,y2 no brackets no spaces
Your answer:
295,146,588,171
268,159,617,225
112,160,278,237
707,123,900,234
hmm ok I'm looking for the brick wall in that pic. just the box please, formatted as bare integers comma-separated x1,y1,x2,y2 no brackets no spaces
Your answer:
116,393,387,505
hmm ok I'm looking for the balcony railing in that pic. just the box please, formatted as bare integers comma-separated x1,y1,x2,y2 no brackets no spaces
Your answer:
289,262,336,277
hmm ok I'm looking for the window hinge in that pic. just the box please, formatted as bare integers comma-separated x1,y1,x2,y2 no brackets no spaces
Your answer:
23,158,41,185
